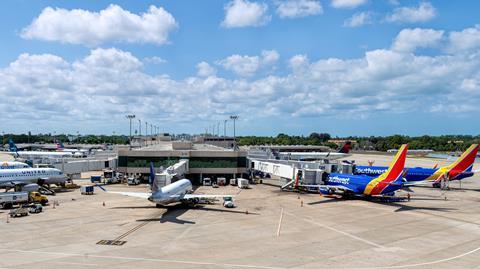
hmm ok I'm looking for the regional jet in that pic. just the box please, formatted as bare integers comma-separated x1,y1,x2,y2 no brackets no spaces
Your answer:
98,163,235,208
354,144,479,186
7,139,73,159
0,161,30,169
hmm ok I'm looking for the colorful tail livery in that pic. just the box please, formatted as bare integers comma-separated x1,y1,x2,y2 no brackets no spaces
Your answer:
338,141,352,154
56,141,65,151
363,144,408,195
426,144,479,182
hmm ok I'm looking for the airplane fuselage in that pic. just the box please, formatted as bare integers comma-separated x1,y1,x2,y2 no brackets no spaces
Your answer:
355,166,474,182
323,173,403,196
0,161,30,169
0,168,68,187
148,179,193,206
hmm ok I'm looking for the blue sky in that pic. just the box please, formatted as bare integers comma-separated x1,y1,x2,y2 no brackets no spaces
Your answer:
0,0,479,137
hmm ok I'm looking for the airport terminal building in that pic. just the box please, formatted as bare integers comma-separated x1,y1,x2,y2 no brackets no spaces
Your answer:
117,141,247,184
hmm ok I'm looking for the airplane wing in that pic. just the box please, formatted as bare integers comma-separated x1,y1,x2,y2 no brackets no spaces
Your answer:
182,194,234,200
300,184,354,192
107,191,151,199
402,181,432,187
95,186,151,199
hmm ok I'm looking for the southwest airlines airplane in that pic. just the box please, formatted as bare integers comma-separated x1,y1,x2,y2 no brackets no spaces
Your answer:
7,139,73,159
300,144,411,197
99,163,235,208
355,144,479,185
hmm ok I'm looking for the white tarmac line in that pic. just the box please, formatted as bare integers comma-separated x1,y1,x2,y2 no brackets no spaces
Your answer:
0,248,285,269
276,207,284,237
358,245,480,269
284,211,384,249
49,261,98,266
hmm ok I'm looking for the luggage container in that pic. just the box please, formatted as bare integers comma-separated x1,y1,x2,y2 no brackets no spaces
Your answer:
81,185,94,195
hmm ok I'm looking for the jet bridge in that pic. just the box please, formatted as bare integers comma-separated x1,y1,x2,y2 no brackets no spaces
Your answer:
155,159,189,187
250,159,354,190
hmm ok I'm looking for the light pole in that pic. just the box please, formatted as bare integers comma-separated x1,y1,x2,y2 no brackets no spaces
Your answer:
223,119,228,146
126,114,135,149
230,115,238,150
138,119,142,136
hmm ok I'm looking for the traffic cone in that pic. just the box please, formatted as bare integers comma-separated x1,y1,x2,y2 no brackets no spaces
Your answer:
103,201,105,207
301,200,304,207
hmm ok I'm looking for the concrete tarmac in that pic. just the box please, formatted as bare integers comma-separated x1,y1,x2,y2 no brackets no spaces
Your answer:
0,154,479,269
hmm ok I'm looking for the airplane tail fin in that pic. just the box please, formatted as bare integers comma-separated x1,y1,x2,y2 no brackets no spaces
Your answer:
338,141,352,154
8,139,17,152
443,144,479,174
364,144,408,195
56,140,65,151
149,162,159,192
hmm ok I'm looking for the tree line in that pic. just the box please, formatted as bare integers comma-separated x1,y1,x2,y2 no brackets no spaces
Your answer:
239,133,480,152
1,133,129,145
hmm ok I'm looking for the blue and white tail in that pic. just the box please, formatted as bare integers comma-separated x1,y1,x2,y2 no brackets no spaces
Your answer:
8,139,17,152
149,162,159,192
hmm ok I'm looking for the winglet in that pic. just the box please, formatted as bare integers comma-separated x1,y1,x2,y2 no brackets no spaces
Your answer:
364,144,408,195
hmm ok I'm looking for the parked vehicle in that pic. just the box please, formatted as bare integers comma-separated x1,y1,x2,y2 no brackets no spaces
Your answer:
217,177,227,186
81,185,94,195
127,177,140,185
230,178,237,186
223,197,235,208
29,192,48,206
203,178,212,186
28,204,43,214
9,207,29,217
237,178,249,189
212,182,219,188
0,192,29,209
90,175,102,183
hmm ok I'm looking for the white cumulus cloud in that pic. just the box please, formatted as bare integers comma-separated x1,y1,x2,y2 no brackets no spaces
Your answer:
217,50,279,76
221,0,270,28
392,28,444,52
1,26,480,132
276,0,323,18
21,4,178,46
386,2,436,24
196,61,217,77
343,12,373,27
447,25,480,53
331,0,367,9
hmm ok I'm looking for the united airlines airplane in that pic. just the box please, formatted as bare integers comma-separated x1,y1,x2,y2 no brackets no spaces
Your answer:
0,167,68,190
99,163,235,208
354,144,479,185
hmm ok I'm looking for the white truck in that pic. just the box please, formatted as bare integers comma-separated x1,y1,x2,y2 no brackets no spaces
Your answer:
203,178,212,186
0,192,29,209
237,178,249,189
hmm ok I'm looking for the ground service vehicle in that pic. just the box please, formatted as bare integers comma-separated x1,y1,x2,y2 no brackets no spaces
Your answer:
29,192,48,205
28,204,43,213
0,192,29,209
10,207,29,217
